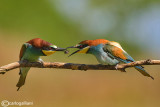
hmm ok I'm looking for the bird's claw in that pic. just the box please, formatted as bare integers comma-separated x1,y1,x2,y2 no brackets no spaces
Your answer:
37,58,44,65
115,64,126,72
115,64,119,70
38,61,44,66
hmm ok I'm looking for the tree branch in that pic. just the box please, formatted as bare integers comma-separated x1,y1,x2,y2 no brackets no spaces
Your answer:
0,59,160,74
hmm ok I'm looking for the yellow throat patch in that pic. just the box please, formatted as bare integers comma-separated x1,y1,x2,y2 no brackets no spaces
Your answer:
77,46,90,53
42,50,56,56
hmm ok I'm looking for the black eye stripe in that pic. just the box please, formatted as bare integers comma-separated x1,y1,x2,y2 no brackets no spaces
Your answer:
42,47,54,50
78,44,88,49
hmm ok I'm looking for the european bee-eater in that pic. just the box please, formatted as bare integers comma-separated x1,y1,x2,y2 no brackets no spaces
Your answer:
67,39,154,79
17,38,66,91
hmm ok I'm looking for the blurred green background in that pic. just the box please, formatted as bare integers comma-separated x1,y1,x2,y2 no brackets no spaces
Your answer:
0,0,160,107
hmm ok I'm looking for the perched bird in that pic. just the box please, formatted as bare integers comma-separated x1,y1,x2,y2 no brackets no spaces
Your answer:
67,39,154,79
17,38,66,91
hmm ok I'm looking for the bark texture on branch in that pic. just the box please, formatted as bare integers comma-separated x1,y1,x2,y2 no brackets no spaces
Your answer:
0,59,160,74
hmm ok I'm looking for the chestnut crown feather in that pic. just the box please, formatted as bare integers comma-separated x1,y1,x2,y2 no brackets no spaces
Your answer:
79,39,109,46
27,38,53,49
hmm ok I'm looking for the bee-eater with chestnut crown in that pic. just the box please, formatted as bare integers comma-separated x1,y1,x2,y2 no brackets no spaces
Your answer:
67,39,153,79
17,38,66,91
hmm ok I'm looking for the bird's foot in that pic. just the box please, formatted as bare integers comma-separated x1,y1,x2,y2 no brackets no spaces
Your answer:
38,61,44,65
115,64,119,70
115,64,126,72
38,58,43,62
37,59,44,65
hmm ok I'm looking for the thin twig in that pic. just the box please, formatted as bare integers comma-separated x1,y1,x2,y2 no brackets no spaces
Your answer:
0,59,160,74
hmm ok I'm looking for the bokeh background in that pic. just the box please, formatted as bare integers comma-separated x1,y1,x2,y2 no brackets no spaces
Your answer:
0,0,160,107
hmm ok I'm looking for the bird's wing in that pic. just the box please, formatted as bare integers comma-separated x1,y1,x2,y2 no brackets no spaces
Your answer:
103,43,154,79
19,43,29,60
103,44,134,63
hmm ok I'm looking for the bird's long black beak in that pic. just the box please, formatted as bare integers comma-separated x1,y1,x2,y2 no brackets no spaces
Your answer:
66,45,79,49
54,47,69,54
55,47,66,51
68,49,81,57
66,45,80,57
67,45,90,57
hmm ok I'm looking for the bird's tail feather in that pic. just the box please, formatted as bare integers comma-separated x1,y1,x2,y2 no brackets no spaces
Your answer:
16,67,30,91
134,66,154,80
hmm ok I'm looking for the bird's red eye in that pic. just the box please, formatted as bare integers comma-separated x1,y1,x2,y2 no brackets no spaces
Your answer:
77,44,88,49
